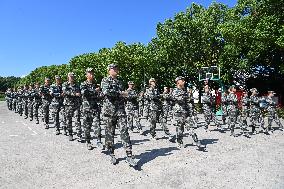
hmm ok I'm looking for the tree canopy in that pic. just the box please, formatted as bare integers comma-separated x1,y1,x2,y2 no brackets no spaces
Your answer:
18,0,284,93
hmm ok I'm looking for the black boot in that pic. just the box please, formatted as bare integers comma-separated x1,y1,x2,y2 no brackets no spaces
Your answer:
126,151,138,167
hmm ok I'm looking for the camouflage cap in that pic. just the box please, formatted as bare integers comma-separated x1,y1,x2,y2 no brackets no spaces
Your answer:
55,75,61,79
175,76,185,83
128,81,134,85
68,72,75,77
149,78,156,83
86,67,94,73
107,64,118,70
45,77,50,81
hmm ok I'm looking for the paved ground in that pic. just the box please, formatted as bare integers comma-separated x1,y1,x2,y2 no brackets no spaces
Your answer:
0,101,284,189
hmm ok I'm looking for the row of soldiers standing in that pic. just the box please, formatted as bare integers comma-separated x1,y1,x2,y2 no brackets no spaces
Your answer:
4,64,205,166
5,64,283,166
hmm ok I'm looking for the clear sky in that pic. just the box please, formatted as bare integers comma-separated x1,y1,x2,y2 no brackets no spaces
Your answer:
0,0,237,77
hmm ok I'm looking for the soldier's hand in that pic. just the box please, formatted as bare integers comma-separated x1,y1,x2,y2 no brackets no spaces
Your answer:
120,91,128,97
75,92,81,97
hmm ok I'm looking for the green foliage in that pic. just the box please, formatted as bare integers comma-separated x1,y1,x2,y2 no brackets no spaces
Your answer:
277,107,284,119
0,76,21,91
18,0,284,91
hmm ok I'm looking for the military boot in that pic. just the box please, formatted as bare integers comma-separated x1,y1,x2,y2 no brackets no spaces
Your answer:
96,139,104,150
192,133,205,149
63,127,67,135
86,142,92,150
69,134,73,141
45,124,49,129
251,125,256,135
126,153,138,167
55,129,60,135
108,148,117,165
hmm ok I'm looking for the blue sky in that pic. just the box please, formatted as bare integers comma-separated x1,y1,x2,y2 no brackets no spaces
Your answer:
0,0,237,77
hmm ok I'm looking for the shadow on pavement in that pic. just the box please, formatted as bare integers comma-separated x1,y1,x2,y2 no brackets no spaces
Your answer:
136,147,179,168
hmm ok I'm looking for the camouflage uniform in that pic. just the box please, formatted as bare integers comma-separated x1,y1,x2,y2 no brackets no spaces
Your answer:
23,88,29,119
27,88,35,121
202,91,219,130
160,91,171,135
12,90,17,112
170,80,203,148
266,95,283,131
101,76,132,157
40,84,52,128
143,91,150,119
62,81,81,139
32,87,41,124
125,87,142,132
138,92,144,117
81,80,102,145
5,89,12,110
250,95,264,134
221,92,228,124
227,92,238,136
144,86,160,138
240,94,250,134
17,88,24,116
50,83,64,133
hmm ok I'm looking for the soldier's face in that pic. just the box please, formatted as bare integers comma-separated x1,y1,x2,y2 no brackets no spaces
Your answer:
68,76,74,83
55,79,61,85
177,80,185,88
109,68,119,77
150,81,156,87
45,80,50,85
128,84,134,89
86,72,94,80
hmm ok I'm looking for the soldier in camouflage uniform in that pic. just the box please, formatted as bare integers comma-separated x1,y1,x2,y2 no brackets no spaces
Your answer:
62,72,81,141
101,64,137,166
125,81,142,133
5,88,12,110
240,91,250,136
221,90,228,125
80,68,103,150
138,91,144,118
17,86,24,116
27,84,35,121
202,85,220,131
12,88,17,112
23,85,29,119
32,83,41,124
249,88,264,134
227,85,239,137
144,78,161,139
50,76,64,135
265,91,283,132
143,90,150,119
160,86,171,136
40,78,52,129
169,76,203,149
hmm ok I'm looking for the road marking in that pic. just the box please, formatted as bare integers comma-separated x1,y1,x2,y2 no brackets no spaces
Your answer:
21,121,38,135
